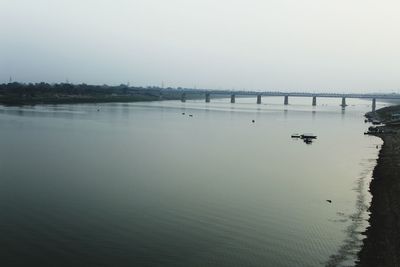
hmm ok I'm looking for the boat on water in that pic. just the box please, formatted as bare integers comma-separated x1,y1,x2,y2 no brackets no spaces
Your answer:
291,133,317,144
300,133,317,139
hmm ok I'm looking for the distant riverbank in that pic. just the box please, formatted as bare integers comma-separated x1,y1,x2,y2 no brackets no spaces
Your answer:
357,106,400,266
0,82,207,106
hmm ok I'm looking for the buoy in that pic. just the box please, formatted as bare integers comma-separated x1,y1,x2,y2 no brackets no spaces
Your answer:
252,120,255,123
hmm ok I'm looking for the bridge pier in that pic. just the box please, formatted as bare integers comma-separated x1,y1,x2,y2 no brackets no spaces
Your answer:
205,93,210,103
341,97,347,107
230,94,235,103
181,93,186,102
284,95,289,105
372,98,376,112
257,95,262,104
312,96,317,106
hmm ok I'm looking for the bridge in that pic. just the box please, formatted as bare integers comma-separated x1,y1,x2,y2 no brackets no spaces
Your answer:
175,90,400,112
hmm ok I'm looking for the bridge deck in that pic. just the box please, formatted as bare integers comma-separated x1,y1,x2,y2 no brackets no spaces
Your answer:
174,90,400,100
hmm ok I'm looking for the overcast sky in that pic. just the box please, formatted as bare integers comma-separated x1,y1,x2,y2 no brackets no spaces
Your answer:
1,0,399,92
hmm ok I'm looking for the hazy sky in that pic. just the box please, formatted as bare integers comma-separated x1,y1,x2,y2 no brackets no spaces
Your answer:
1,0,400,92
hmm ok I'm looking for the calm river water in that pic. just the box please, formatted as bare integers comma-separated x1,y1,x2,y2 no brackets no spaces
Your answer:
0,97,383,266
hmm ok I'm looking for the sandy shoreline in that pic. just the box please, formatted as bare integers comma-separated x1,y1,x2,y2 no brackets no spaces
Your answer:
357,117,400,265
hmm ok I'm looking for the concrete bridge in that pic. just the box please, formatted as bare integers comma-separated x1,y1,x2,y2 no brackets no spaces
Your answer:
178,90,400,112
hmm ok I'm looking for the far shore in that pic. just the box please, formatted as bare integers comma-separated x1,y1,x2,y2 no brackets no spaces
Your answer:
357,105,400,266
0,82,210,106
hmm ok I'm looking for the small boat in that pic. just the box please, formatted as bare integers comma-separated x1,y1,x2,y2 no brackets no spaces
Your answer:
300,133,317,139
291,133,301,138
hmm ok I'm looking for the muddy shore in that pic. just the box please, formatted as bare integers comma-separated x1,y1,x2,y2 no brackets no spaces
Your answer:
357,120,400,265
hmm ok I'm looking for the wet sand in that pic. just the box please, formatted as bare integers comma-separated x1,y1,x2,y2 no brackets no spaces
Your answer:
357,130,400,266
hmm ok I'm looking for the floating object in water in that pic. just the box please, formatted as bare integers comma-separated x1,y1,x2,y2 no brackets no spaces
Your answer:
182,112,185,115
252,120,255,123
303,138,313,144
300,133,317,139
291,133,317,144
326,200,332,203
189,114,193,117
97,109,100,112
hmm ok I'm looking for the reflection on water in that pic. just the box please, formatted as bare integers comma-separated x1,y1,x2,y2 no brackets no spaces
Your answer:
0,97,383,266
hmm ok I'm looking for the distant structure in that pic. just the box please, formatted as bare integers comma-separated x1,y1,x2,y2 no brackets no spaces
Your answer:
175,89,400,112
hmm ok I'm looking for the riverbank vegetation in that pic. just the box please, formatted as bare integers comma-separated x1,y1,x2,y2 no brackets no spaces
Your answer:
0,82,204,105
